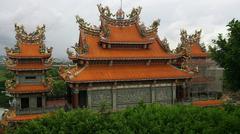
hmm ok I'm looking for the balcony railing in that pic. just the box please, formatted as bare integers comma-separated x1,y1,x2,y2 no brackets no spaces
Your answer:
16,106,63,115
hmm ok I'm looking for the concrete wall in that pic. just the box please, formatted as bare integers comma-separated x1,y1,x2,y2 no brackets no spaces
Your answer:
17,75,45,84
14,94,46,115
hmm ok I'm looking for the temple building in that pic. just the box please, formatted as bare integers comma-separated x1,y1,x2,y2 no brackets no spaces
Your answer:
60,4,192,110
175,30,223,101
4,24,54,122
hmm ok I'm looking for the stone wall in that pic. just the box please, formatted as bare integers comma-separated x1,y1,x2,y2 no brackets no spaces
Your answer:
87,83,176,110
116,88,151,109
89,90,112,110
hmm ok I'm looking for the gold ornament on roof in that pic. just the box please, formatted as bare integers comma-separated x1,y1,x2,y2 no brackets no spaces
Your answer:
97,4,141,26
15,24,46,44
66,48,74,57
76,15,100,36
161,38,171,53
127,6,142,19
5,79,16,90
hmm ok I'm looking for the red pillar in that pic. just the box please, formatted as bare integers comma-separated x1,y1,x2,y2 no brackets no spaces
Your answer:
72,90,79,108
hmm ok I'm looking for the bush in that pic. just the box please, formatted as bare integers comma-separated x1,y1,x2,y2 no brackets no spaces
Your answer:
7,104,240,134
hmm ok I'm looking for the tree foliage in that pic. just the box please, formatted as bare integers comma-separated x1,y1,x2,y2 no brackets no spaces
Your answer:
47,66,66,97
0,66,12,107
7,104,240,134
209,19,240,91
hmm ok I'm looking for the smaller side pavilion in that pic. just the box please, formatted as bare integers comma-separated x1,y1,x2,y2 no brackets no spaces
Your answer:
175,30,223,101
4,24,58,122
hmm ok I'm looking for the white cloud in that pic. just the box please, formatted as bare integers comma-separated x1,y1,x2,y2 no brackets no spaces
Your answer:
0,0,239,59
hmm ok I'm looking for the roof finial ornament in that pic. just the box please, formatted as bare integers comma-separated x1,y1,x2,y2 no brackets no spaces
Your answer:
116,0,125,19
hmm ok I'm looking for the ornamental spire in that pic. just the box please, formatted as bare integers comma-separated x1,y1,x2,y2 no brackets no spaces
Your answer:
116,0,125,19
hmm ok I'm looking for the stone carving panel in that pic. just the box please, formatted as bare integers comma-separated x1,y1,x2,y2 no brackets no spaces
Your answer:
91,90,112,107
155,86,172,104
116,88,151,105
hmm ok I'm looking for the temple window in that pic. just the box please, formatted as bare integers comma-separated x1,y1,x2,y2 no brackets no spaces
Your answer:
25,76,36,80
21,97,29,109
19,59,41,64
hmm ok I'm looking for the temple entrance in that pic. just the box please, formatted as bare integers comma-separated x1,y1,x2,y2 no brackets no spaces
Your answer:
66,87,72,104
79,90,87,108
21,97,29,109
176,85,184,102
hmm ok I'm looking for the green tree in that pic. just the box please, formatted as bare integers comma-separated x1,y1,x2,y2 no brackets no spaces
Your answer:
51,79,66,97
209,19,240,91
0,66,12,107
46,66,67,97
6,104,240,134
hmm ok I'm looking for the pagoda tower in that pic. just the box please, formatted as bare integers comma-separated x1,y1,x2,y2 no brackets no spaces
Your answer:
60,4,192,110
175,30,214,101
4,24,53,121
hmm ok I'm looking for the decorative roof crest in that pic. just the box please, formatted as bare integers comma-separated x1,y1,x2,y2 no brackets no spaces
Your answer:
139,19,160,37
76,15,100,36
15,24,45,44
126,6,142,19
176,29,206,53
160,37,171,53
97,4,142,26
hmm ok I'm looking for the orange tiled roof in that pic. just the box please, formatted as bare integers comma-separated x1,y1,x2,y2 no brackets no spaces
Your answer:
7,84,50,94
62,64,191,83
7,43,51,58
7,63,51,70
190,43,207,58
71,34,175,60
8,114,45,122
192,100,223,107
107,24,148,42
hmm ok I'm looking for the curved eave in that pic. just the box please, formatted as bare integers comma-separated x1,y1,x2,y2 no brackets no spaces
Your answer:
6,66,51,71
7,88,50,94
192,100,223,107
7,114,45,122
68,55,179,61
65,77,192,84
6,85,51,94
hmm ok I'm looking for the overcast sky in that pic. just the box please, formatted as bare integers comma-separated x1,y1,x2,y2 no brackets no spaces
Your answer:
0,0,239,59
